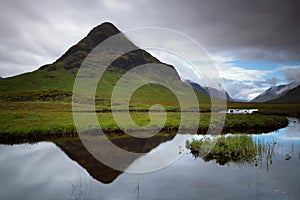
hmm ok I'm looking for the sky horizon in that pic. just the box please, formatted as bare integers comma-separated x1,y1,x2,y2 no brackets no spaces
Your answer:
1,0,300,100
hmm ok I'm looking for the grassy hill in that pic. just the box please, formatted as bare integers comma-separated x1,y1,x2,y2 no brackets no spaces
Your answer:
0,22,121,93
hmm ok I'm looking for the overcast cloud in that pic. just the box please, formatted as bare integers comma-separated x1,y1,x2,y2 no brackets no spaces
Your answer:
0,0,300,100
284,67,300,82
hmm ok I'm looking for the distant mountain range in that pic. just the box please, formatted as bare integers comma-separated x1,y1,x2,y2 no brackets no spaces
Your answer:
186,80,233,101
251,81,300,103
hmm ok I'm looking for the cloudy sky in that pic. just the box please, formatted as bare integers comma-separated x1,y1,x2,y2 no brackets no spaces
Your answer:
1,0,300,100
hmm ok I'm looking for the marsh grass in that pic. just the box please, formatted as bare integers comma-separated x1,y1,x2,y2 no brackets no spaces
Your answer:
189,135,257,165
0,102,289,141
189,135,280,167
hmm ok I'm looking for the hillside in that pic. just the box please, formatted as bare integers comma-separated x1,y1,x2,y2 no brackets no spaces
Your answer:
251,81,300,102
0,22,210,105
269,85,300,103
0,22,120,93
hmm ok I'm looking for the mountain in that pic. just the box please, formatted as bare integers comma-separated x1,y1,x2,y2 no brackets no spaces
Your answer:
0,22,162,93
251,81,300,102
186,80,233,101
269,85,300,103
186,81,207,94
0,22,210,104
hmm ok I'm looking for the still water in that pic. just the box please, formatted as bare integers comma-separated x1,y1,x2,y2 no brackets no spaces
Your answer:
0,118,299,200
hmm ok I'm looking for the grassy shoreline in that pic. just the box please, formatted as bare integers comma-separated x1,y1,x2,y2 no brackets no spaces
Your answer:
0,102,289,143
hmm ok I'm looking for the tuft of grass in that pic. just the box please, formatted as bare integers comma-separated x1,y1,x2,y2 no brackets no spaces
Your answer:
188,135,283,168
189,135,257,165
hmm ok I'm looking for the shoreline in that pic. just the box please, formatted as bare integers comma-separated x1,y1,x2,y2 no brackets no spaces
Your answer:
0,117,288,144
0,102,292,144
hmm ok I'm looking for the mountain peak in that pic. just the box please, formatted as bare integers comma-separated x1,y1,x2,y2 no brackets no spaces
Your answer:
93,22,119,30
39,22,121,71
88,22,120,38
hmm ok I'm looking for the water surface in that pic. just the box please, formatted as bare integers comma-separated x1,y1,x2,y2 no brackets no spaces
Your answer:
0,118,299,200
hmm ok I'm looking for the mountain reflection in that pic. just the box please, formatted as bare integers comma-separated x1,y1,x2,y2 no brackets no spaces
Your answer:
53,133,175,184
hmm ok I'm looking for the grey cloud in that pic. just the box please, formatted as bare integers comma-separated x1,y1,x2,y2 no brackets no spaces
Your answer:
0,0,300,78
222,78,267,101
126,0,300,61
253,77,280,87
0,0,105,77
284,68,300,82
265,77,280,85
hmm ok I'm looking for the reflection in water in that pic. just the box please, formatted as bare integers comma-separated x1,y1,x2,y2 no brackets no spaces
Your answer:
0,118,299,199
54,133,176,183
278,118,300,141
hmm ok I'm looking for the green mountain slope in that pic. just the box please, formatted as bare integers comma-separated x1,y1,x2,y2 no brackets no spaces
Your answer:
0,22,210,106
0,22,125,92
269,85,300,103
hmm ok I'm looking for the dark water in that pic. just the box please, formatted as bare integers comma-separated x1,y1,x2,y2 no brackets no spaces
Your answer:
0,118,299,200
